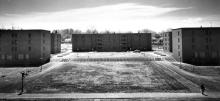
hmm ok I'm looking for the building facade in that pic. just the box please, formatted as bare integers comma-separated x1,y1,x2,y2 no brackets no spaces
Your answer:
72,33,152,52
51,33,61,54
163,32,172,52
172,27,220,66
0,30,51,67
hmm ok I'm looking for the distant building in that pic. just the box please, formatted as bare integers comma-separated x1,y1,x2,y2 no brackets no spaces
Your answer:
163,32,172,52
72,33,152,52
172,27,220,66
64,38,71,43
0,30,51,67
51,32,61,54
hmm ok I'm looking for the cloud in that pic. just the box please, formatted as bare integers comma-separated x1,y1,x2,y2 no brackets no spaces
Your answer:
0,3,188,32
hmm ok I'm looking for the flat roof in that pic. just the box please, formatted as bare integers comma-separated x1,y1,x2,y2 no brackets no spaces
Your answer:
72,33,151,35
172,27,220,30
0,29,50,32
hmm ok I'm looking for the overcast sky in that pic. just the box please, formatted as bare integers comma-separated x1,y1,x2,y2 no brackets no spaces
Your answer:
0,0,220,32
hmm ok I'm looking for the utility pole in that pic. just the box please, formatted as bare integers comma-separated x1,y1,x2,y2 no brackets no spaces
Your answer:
18,71,28,95
40,58,43,72
179,57,182,68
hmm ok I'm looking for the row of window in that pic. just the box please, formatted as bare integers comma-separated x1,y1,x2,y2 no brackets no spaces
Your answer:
0,54,29,60
0,46,47,52
0,33,47,39
10,40,46,45
9,33,32,38
164,47,168,50
194,52,219,58
192,37,212,43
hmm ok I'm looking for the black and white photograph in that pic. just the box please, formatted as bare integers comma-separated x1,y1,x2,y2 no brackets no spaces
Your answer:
0,0,220,101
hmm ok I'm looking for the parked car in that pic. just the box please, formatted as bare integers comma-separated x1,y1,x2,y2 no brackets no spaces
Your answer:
133,50,141,53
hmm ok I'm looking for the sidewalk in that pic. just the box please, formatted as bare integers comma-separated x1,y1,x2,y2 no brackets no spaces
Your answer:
1,92,220,99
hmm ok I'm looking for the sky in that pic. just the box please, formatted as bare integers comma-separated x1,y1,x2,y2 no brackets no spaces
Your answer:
0,0,220,32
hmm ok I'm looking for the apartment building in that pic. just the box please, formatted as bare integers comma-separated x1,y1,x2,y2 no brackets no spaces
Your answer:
51,32,61,54
163,32,172,52
172,27,220,66
72,33,152,52
0,30,51,67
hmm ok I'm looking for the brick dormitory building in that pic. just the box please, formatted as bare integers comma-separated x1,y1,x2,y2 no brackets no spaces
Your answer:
51,32,61,54
163,27,220,66
0,29,61,67
72,33,152,52
162,32,172,52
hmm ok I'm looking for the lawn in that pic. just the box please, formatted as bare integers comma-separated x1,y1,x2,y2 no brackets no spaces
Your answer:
17,62,190,93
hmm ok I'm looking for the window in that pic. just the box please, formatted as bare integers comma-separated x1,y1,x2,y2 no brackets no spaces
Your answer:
12,40,17,45
209,38,212,42
200,52,205,58
178,32,180,36
6,55,12,60
122,47,127,49
178,51,181,56
1,54,5,60
28,40,31,44
206,38,209,43
97,39,102,41
206,32,209,36
194,52,198,58
28,47,31,51
206,45,209,50
43,47,45,51
11,47,17,51
212,52,217,58
121,39,126,41
178,45,180,49
43,40,45,44
11,33,17,38
192,45,195,49
18,54,24,60
28,33,31,38
43,33,45,37
192,37,195,43
121,42,127,45
97,43,102,46
25,54,29,59
178,38,180,43
192,31,194,35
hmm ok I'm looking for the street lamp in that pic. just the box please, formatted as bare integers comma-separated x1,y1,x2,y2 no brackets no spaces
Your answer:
18,71,28,95
40,58,43,72
179,57,182,68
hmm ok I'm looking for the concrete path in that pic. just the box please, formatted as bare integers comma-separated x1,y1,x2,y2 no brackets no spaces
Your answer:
0,92,220,100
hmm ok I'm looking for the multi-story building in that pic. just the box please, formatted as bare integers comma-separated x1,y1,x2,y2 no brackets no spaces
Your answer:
163,32,172,52
0,30,51,67
72,33,152,52
172,27,220,66
51,32,61,54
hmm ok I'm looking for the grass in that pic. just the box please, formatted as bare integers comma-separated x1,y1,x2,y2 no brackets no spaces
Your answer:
13,62,190,93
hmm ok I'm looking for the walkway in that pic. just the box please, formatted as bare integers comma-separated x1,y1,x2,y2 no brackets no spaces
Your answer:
1,92,220,99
